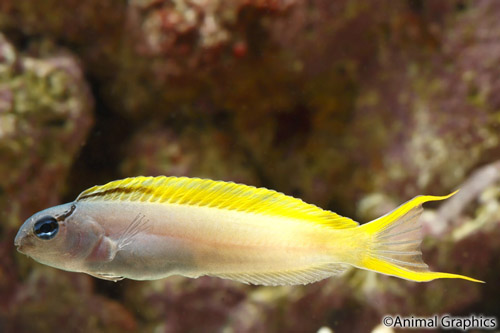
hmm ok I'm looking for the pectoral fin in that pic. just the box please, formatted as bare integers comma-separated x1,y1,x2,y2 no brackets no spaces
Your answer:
117,213,150,250
86,213,149,263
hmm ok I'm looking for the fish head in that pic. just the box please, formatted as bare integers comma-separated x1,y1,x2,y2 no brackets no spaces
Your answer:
15,202,103,272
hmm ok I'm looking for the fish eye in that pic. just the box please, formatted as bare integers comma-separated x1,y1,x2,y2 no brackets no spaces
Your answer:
33,216,59,240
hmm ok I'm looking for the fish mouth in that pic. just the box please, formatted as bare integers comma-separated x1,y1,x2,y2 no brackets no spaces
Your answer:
14,232,32,254
15,241,33,254
15,241,25,254
15,242,25,254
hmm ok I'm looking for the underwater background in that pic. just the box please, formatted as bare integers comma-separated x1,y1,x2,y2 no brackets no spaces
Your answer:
1,0,499,332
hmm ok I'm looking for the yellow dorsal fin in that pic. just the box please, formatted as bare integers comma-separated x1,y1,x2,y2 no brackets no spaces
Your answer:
76,176,358,229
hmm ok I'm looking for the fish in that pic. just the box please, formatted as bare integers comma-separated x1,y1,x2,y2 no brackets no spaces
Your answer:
14,176,482,285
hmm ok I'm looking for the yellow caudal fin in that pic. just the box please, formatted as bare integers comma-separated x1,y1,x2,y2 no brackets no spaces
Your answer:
357,192,483,283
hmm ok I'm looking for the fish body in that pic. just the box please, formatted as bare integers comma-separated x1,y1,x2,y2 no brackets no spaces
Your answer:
14,176,482,284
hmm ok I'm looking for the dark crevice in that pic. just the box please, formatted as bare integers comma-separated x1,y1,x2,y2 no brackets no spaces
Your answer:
63,76,134,203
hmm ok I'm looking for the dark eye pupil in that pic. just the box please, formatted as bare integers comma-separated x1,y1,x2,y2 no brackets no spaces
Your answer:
34,216,59,240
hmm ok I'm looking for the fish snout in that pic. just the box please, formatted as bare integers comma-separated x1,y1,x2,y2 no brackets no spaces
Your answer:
14,231,22,247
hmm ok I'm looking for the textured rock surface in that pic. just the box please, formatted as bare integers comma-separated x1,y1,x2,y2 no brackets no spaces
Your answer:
1,0,500,332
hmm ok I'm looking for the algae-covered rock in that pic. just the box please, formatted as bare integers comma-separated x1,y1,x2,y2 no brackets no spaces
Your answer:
354,0,500,199
0,34,93,230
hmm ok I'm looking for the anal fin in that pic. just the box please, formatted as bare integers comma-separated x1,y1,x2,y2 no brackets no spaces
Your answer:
213,263,347,286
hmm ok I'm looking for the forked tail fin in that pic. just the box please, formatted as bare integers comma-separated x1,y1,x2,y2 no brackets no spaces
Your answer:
357,192,483,283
